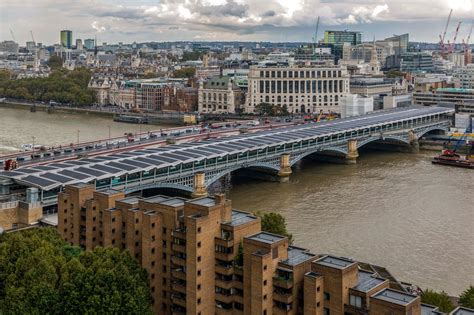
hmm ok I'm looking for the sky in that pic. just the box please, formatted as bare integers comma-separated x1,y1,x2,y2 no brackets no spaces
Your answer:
0,0,473,45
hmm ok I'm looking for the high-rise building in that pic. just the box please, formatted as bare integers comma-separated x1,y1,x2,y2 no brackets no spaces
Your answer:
57,184,462,315
0,40,19,53
324,30,362,60
76,39,83,50
84,38,95,50
454,64,474,89
245,65,350,114
60,30,72,49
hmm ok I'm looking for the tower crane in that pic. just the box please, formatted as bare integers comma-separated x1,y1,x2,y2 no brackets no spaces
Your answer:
449,21,462,54
9,29,15,42
30,31,35,44
439,9,453,54
312,16,320,55
462,21,473,64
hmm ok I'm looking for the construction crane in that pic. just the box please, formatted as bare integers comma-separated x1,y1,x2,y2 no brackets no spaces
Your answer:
30,30,35,44
449,21,462,54
9,28,15,41
462,21,473,65
312,16,320,55
439,9,453,54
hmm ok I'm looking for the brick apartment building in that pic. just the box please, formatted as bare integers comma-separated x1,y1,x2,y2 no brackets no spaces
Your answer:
57,184,470,315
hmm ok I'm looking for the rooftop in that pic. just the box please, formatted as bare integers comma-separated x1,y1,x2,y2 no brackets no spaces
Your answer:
421,304,444,315
187,197,216,207
436,88,474,93
160,197,185,207
117,196,141,205
247,231,286,244
371,288,418,306
450,307,474,315
281,246,315,266
227,210,258,227
143,195,168,203
353,270,386,293
98,188,122,196
315,255,356,270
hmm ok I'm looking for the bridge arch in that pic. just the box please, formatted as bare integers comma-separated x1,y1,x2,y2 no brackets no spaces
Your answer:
205,163,280,187
290,146,348,166
416,125,449,139
357,136,411,150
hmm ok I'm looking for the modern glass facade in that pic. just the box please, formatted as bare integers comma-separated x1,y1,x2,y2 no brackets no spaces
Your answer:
84,39,95,50
324,30,362,60
60,30,72,49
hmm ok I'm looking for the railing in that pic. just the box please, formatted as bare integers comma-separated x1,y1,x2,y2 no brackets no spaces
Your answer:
0,200,19,209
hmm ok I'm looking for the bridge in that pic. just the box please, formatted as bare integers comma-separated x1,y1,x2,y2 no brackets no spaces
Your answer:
0,106,453,205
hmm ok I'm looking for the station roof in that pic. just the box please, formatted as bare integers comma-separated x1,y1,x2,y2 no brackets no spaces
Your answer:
0,106,453,191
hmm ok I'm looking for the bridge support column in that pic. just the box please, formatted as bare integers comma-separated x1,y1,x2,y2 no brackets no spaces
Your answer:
191,172,208,198
408,130,420,153
345,139,359,164
277,154,292,182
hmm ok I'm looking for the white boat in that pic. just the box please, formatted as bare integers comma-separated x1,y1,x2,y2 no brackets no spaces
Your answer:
20,144,46,152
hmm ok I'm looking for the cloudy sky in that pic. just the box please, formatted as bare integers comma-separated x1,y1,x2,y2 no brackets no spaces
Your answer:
1,0,473,45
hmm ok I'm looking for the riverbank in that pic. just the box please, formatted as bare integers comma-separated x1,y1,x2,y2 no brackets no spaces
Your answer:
0,100,194,126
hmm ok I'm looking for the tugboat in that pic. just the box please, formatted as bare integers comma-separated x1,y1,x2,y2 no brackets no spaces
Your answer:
432,127,473,169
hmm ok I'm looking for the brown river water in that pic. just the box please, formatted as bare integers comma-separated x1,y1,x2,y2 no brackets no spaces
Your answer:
1,106,473,295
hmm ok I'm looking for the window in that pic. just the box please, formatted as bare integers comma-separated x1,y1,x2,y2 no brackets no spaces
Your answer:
197,227,201,233
198,284,201,290
197,241,201,248
324,292,331,301
263,265,267,271
324,307,330,315
197,298,201,305
317,286,320,292
350,295,362,308
151,222,155,228
112,217,116,222
263,280,267,286
198,256,201,262
162,253,167,259
317,302,320,307
197,270,201,276
263,294,267,300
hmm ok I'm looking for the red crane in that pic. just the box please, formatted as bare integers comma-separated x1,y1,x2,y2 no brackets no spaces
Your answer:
449,21,462,54
462,22,473,65
439,9,453,54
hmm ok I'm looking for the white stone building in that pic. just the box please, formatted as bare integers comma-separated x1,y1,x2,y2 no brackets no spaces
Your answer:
454,64,474,89
198,76,243,114
340,94,374,118
245,65,350,114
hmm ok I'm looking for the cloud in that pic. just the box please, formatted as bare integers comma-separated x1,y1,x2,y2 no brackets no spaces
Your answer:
1,0,474,44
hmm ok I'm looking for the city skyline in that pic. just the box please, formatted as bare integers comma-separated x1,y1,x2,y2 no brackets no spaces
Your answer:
1,0,473,45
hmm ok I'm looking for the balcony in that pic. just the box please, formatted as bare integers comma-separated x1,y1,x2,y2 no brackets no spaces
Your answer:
215,237,234,248
172,228,186,239
215,307,233,315
215,278,233,290
172,243,186,253
215,264,234,276
172,294,186,308
171,268,186,281
171,255,186,267
273,292,294,304
172,281,186,294
215,292,233,304
215,251,233,262
273,276,293,289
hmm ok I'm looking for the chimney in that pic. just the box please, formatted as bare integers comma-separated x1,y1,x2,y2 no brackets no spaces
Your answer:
215,193,225,205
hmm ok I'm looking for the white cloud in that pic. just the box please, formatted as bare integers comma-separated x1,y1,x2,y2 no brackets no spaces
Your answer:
91,21,106,33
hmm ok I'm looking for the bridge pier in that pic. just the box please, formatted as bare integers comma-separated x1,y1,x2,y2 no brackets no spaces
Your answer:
277,154,292,182
191,172,208,198
345,139,359,164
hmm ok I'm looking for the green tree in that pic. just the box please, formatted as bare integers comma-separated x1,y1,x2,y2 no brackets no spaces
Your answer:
0,228,152,315
459,286,474,309
255,211,293,243
233,242,244,267
255,102,274,115
421,289,455,313
173,67,196,78
48,55,63,70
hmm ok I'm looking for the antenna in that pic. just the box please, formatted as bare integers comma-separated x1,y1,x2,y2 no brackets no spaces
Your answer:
312,16,320,55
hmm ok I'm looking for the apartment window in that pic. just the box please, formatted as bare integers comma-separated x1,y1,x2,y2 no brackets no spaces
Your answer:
317,286,320,292
263,265,267,271
135,218,139,224
197,298,201,305
263,280,267,286
135,241,139,247
263,310,267,315
93,227,96,232
350,295,362,308
151,223,155,228
162,253,166,259
162,240,167,247
162,291,166,298
112,239,115,245
324,292,331,301
197,227,201,233
197,241,201,248
317,302,320,307
151,248,155,254
112,217,116,222
263,294,267,300
197,270,201,276
324,308,330,315
198,256,201,262
93,206,96,211
64,219,67,223
135,230,139,236
198,284,201,290
162,266,167,272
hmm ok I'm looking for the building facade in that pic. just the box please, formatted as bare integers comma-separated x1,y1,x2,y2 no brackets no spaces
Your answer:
55,184,468,315
60,30,72,49
198,76,244,114
245,65,350,114
413,88,474,106
454,64,474,89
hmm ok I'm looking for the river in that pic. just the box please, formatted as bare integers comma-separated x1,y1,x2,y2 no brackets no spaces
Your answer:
1,106,473,295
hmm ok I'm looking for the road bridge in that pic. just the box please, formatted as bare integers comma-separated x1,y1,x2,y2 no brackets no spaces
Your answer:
0,106,453,206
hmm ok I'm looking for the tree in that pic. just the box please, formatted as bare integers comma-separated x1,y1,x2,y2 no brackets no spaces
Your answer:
233,242,244,267
255,211,293,243
48,55,63,70
255,102,274,115
459,286,474,309
0,228,152,314
421,289,455,313
173,67,196,78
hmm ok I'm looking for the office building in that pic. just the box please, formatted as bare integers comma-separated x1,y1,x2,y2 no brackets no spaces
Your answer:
324,30,362,60
56,184,466,315
198,76,244,114
245,65,350,114
60,30,73,49
76,39,83,50
413,88,474,106
84,38,95,50
454,64,474,89
0,40,19,53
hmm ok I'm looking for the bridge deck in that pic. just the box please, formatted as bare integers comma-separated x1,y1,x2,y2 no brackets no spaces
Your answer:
0,106,453,192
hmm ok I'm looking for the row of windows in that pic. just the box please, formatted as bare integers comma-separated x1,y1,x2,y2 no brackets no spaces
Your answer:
256,79,346,94
202,93,229,102
255,94,341,104
259,70,343,79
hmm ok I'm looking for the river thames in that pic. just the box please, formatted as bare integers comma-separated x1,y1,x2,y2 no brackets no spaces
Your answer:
1,106,473,295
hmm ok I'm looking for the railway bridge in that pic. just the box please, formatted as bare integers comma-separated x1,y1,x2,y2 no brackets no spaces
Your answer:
0,106,453,205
